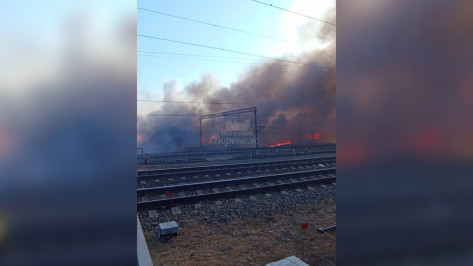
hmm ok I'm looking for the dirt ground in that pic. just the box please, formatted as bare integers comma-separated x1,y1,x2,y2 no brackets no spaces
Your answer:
144,199,336,265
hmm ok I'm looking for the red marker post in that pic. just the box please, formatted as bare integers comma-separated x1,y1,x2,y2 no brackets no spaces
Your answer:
301,223,308,261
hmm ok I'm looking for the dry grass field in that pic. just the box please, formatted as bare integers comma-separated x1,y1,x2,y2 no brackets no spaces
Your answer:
145,198,336,265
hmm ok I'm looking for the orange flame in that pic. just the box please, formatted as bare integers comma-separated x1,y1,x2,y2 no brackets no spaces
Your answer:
303,131,321,141
209,135,217,144
270,139,292,147
209,135,216,144
137,131,144,144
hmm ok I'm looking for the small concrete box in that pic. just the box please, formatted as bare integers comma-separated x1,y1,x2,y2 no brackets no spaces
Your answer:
157,221,178,238
266,256,309,266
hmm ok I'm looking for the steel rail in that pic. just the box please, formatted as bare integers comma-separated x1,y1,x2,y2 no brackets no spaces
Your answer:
138,175,335,210
138,156,335,179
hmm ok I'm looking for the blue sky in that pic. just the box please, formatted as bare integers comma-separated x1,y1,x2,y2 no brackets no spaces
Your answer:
137,0,335,115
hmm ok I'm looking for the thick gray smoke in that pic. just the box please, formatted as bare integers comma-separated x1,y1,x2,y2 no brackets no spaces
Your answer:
138,10,335,153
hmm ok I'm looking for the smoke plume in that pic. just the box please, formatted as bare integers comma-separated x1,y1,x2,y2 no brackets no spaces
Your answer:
138,9,335,153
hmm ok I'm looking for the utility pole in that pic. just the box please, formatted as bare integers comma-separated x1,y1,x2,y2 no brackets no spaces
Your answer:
254,109,258,148
199,110,203,149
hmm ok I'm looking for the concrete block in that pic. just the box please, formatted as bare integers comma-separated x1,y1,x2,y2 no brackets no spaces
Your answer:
157,221,178,238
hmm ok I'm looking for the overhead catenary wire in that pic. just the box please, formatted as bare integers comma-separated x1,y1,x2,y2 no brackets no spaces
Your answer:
137,99,295,106
251,0,336,26
137,34,332,70
137,7,313,48
138,54,259,64
138,51,257,60
137,113,320,118
138,53,320,69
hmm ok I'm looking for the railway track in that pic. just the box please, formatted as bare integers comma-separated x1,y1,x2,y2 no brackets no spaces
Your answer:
137,155,335,188
137,167,336,210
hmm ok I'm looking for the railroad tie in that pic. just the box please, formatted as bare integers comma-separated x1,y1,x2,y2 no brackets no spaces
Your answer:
171,207,182,215
148,210,159,218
